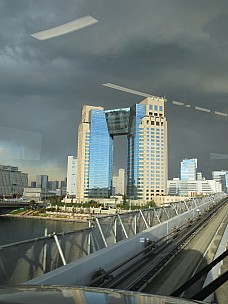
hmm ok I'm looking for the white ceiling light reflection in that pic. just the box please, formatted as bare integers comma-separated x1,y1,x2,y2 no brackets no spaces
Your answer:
195,106,211,113
210,153,228,160
102,83,227,119
102,83,155,98
215,111,228,117
31,15,98,40
172,101,185,106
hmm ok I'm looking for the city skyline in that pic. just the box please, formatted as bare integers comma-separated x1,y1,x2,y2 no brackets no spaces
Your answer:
0,1,227,180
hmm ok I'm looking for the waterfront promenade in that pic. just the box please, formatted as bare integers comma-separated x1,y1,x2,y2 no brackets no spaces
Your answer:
0,206,125,223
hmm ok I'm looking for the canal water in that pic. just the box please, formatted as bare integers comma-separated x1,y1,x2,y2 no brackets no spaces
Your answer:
0,217,88,246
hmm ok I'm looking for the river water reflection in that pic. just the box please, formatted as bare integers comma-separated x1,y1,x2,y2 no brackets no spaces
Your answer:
0,217,88,246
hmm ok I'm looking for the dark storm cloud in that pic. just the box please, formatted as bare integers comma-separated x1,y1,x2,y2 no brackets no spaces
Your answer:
0,0,227,180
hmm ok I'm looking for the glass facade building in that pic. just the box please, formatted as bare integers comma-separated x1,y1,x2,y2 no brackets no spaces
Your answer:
180,159,197,181
76,97,168,200
127,103,146,198
36,175,49,189
212,171,228,193
88,110,113,198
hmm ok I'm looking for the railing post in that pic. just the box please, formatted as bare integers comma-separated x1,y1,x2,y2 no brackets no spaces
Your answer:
154,208,161,223
53,233,66,266
95,218,108,247
172,204,179,216
184,200,189,211
118,214,128,239
43,228,48,273
163,207,170,220
134,213,137,234
193,198,198,208
87,220,92,254
139,209,149,229
148,209,151,226
114,217,117,243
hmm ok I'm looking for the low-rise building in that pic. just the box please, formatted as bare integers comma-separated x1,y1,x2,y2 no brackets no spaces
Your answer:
167,178,221,196
23,187,50,202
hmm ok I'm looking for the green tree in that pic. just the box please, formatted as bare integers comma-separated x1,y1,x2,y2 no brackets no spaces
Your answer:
122,194,127,205
88,200,98,207
147,200,157,208
29,200,36,209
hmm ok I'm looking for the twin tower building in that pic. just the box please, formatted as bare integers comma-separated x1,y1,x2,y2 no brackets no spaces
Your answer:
76,97,168,201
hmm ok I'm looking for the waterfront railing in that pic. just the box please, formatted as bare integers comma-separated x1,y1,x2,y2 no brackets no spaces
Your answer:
0,193,225,285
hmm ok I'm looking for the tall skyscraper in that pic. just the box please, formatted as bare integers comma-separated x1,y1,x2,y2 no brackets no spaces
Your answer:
36,175,48,189
113,168,125,195
66,156,77,196
180,159,197,180
76,97,168,201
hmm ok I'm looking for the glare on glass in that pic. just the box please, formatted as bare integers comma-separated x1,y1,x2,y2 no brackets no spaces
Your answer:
31,15,98,40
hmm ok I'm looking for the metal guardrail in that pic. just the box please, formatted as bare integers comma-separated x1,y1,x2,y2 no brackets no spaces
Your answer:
89,196,227,291
199,224,228,302
0,193,225,285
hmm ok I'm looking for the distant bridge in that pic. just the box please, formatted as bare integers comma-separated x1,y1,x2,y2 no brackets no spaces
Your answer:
0,201,29,215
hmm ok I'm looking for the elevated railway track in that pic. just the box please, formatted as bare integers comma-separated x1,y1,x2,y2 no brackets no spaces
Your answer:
24,193,227,303
89,197,228,299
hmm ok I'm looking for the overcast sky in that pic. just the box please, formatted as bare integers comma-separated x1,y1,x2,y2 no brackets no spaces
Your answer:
0,0,228,182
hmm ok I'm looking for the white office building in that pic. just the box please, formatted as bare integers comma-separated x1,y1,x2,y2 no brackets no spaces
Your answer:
168,178,221,196
23,187,50,202
66,156,77,196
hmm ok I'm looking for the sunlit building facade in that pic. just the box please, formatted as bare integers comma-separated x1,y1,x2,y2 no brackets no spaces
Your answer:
76,97,167,200
66,156,77,196
113,168,125,195
168,178,221,196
